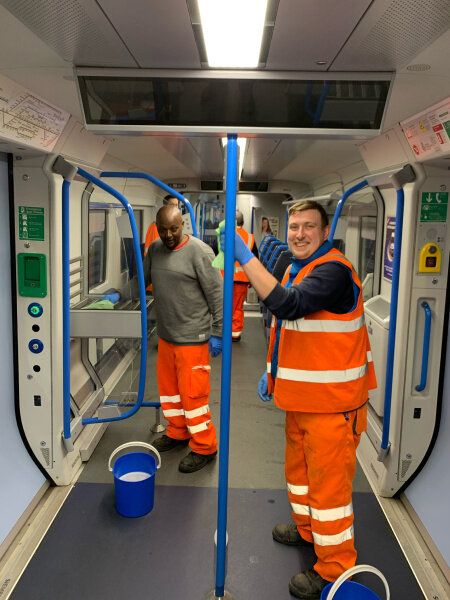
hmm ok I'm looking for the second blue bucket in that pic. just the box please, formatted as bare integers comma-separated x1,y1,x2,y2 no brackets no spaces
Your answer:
320,565,390,600
108,442,161,518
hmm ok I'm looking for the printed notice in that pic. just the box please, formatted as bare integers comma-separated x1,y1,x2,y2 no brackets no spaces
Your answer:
401,97,450,160
383,217,395,282
420,192,449,222
0,73,70,152
19,206,45,241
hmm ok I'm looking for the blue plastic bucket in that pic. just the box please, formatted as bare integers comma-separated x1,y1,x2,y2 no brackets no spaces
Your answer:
320,565,389,600
108,442,161,518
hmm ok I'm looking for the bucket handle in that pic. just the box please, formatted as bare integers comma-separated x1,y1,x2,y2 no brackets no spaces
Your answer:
108,442,162,472
325,564,390,600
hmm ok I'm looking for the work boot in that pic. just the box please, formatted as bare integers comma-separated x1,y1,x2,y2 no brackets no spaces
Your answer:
272,523,314,547
152,434,189,452
288,568,330,599
178,451,217,473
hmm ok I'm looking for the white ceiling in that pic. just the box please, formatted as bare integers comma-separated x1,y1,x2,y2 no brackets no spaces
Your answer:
0,0,449,185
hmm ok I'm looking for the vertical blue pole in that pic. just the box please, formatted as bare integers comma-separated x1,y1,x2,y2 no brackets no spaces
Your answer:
380,188,404,453
62,179,72,444
215,135,238,598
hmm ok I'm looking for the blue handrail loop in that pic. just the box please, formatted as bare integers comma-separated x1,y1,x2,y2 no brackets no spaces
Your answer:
415,301,432,392
328,180,369,243
214,135,238,599
100,172,199,238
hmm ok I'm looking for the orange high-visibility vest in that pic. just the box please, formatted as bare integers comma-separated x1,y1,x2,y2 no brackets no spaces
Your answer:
267,248,377,413
144,222,159,257
234,227,254,283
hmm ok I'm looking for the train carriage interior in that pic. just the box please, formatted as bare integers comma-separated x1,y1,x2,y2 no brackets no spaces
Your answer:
0,1,450,599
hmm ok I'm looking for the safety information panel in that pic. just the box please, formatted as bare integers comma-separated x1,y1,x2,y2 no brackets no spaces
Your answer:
401,97,450,160
420,192,448,222
18,206,45,240
0,72,70,151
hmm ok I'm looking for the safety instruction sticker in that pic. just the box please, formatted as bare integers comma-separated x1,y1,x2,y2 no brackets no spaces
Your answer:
420,192,448,222
401,97,450,160
18,206,45,240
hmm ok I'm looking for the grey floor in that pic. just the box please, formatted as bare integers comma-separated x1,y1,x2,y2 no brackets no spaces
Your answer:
11,315,424,599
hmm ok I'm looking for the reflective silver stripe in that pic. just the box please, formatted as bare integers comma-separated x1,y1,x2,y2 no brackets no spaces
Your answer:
277,363,367,384
287,482,309,495
160,394,181,404
163,408,184,417
312,525,354,547
283,315,365,333
291,502,310,516
235,266,245,273
367,350,373,362
185,405,209,419
188,420,210,434
232,331,242,338
267,362,271,374
310,503,353,522
192,365,211,371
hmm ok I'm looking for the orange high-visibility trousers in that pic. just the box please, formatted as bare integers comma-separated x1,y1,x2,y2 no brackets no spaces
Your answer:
156,338,217,455
232,283,249,340
285,406,367,582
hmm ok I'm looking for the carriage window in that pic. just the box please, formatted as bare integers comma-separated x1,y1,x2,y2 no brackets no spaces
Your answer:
359,216,377,300
88,210,107,289
120,209,143,275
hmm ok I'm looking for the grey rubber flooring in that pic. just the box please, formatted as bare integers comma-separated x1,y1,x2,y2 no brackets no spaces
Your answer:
11,315,423,598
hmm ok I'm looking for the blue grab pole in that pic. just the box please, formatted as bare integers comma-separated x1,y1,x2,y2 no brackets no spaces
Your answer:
62,179,72,443
74,168,148,425
380,188,405,456
415,302,432,392
100,172,199,237
328,180,369,243
215,135,238,599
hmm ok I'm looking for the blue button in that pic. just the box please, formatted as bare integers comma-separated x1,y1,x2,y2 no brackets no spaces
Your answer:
28,303,43,318
29,339,44,354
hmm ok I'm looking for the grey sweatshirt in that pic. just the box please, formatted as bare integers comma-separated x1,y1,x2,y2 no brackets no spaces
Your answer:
145,236,223,344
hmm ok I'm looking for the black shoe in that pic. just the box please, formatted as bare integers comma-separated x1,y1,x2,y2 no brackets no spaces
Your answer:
178,451,217,473
272,523,314,547
289,569,330,599
152,435,189,452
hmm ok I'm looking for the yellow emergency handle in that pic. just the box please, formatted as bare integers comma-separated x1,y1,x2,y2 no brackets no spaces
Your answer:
418,242,442,273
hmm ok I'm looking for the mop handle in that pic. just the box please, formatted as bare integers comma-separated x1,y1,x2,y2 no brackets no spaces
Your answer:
108,442,161,471
326,564,390,600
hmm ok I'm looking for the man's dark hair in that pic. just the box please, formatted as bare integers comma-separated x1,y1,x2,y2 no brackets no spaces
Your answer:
163,194,178,206
236,210,244,227
288,200,329,228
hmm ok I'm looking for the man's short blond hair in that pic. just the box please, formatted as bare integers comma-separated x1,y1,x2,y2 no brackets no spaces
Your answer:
288,200,329,228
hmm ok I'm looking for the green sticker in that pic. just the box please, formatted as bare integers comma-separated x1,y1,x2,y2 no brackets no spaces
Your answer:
18,206,45,240
420,192,448,222
443,120,450,138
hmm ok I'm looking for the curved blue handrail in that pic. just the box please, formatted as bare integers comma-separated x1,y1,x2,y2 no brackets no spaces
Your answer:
379,188,405,457
415,301,432,392
215,134,238,599
74,168,148,425
100,172,198,237
328,180,368,242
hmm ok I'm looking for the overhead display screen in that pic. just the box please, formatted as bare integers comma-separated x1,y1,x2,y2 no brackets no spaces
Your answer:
77,75,390,130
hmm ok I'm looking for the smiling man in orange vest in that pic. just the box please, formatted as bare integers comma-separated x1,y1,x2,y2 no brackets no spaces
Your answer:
222,200,376,599
229,210,258,342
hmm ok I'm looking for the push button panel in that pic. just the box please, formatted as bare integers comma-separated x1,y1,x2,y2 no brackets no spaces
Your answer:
418,242,442,273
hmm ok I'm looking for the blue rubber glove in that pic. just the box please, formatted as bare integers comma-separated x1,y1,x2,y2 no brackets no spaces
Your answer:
220,231,254,265
209,335,222,357
257,372,272,402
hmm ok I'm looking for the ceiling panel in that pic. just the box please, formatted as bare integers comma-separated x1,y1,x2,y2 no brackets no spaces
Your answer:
332,0,450,70
267,0,373,71
0,0,138,67
98,0,201,69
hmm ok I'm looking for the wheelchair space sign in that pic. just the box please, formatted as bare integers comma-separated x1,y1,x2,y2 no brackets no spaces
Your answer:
420,192,448,222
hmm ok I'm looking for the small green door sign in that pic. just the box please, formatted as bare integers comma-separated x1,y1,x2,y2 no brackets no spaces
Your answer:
420,192,448,222
18,206,45,240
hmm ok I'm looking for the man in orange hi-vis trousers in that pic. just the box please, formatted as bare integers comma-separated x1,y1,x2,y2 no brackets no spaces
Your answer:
144,204,223,473
222,210,258,342
222,200,377,599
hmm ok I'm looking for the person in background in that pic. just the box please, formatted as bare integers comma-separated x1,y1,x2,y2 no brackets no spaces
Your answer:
261,216,273,237
222,200,376,599
144,205,223,473
143,194,180,257
227,210,258,342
